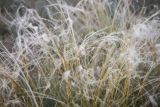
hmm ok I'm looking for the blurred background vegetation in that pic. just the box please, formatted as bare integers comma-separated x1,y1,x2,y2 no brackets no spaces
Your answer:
0,0,160,49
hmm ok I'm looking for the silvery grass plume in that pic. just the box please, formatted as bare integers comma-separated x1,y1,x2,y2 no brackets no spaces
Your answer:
0,0,160,107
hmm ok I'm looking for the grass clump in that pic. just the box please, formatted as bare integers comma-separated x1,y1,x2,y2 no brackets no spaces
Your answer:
0,0,160,107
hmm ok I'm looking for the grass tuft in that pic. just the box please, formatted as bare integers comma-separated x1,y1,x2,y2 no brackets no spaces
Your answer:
0,0,160,107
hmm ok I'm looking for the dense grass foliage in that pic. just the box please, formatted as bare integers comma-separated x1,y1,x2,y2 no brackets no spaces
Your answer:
0,0,160,107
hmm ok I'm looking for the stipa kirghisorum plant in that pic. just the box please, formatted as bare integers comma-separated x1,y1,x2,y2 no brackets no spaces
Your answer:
0,0,160,107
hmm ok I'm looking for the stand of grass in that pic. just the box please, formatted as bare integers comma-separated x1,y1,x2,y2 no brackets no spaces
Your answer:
0,0,160,107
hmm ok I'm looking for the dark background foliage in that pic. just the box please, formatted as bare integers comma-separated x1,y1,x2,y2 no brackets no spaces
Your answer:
0,0,160,51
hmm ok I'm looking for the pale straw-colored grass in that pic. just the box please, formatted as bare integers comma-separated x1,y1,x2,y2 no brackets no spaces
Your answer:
0,0,160,107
